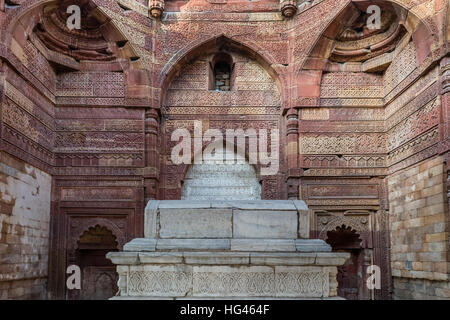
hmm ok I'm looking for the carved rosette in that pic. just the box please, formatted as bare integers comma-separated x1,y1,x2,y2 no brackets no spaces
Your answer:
280,0,298,18
149,0,165,18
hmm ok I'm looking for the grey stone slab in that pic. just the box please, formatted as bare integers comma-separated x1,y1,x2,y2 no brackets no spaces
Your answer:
295,239,332,252
159,208,232,238
106,252,140,265
158,200,211,209
184,252,250,265
298,209,310,239
144,200,160,238
250,252,316,265
315,252,351,266
138,252,183,264
123,238,156,252
292,200,308,211
156,239,231,250
229,200,297,210
209,201,236,208
231,239,296,252
233,210,297,239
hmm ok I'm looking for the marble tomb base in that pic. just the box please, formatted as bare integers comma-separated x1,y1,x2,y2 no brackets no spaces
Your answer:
107,200,350,299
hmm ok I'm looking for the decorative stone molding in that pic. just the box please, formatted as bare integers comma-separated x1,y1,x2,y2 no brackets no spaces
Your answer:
108,252,347,298
314,210,372,241
120,265,333,298
280,0,298,18
440,57,450,95
149,0,165,19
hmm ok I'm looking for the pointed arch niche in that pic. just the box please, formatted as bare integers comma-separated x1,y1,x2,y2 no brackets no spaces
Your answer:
161,36,284,200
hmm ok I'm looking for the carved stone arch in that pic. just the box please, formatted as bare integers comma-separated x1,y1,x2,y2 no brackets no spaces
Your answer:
69,219,122,300
159,34,284,110
326,224,363,249
317,210,372,248
69,218,126,252
77,224,119,250
325,221,369,300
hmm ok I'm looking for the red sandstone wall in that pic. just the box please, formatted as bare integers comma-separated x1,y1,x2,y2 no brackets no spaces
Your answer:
0,0,447,299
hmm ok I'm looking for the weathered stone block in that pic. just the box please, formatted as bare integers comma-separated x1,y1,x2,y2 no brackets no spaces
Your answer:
159,208,232,238
106,252,140,265
184,252,250,265
156,239,231,250
144,200,159,238
233,210,297,239
295,239,331,252
139,252,183,264
123,238,156,252
249,252,316,265
231,239,296,252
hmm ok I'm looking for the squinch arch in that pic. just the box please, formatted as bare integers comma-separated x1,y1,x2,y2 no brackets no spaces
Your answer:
301,0,436,73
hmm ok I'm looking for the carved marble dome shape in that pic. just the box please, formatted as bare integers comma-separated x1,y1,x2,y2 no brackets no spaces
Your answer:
181,149,261,200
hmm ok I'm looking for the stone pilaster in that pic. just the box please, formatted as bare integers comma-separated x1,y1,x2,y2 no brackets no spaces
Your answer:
144,108,160,202
286,108,300,199
440,57,450,154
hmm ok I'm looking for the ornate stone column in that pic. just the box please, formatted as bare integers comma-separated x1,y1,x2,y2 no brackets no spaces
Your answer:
144,108,160,203
286,108,301,199
149,0,165,19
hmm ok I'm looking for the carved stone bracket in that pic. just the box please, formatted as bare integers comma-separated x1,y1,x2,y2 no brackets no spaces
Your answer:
280,0,298,18
149,0,165,19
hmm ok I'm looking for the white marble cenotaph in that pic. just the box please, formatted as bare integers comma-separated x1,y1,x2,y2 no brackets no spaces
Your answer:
107,200,350,299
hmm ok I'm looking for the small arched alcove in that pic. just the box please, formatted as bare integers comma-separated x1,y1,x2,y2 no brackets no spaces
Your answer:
209,52,234,91
74,225,119,300
326,225,365,300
